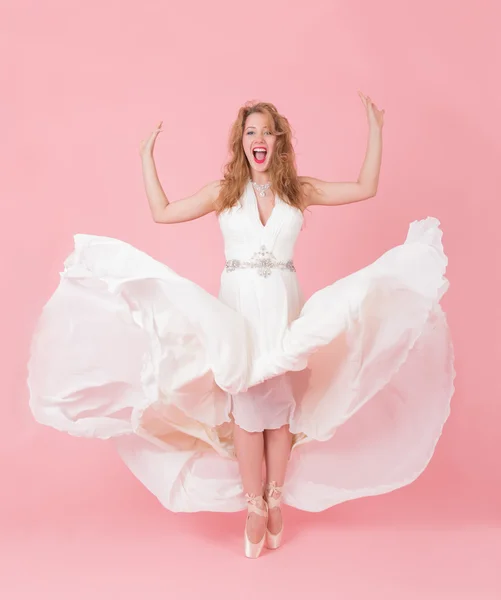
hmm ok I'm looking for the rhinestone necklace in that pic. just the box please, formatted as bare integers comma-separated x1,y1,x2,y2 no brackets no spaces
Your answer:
251,181,271,198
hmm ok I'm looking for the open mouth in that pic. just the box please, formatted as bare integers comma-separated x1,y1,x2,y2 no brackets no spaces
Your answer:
252,147,267,164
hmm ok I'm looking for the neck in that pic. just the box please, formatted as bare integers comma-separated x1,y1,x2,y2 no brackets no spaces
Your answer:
250,170,270,185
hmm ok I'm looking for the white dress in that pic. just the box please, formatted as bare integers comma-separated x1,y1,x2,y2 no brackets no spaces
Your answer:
28,180,455,512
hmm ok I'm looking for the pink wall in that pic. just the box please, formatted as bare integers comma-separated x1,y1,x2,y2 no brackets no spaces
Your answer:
2,0,500,528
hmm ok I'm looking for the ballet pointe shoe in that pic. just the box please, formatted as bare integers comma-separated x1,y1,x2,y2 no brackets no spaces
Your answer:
265,481,284,550
244,493,268,559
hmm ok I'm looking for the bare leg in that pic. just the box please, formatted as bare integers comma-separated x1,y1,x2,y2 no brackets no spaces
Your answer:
233,424,266,544
264,425,292,534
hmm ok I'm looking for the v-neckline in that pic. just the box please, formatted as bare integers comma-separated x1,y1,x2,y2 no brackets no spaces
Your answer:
249,181,278,229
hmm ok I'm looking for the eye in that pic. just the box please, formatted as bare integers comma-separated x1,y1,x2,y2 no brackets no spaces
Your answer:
246,131,254,135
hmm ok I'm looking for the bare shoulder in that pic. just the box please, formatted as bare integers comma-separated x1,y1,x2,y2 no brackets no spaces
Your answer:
298,176,374,207
205,179,223,198
298,175,321,188
154,179,223,224
298,176,322,206
184,179,222,208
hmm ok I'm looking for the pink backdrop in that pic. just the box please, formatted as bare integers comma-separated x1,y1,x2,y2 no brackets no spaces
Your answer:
2,0,500,597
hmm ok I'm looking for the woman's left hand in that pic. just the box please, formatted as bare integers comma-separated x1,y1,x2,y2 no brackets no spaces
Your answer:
358,91,385,130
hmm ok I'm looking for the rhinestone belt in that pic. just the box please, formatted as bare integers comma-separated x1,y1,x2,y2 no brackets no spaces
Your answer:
225,245,295,278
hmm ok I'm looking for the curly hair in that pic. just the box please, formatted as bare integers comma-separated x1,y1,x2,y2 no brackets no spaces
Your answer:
216,101,308,214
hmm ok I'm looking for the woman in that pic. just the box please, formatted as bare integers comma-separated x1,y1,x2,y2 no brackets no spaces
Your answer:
28,94,454,559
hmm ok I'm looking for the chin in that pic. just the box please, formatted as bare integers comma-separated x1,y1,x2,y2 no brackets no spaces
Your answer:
252,162,270,173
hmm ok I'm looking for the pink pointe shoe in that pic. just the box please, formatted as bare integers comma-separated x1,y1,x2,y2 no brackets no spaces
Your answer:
265,481,284,550
244,493,268,559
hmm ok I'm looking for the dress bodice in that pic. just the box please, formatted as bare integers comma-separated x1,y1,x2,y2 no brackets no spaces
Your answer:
218,180,303,262
217,180,305,357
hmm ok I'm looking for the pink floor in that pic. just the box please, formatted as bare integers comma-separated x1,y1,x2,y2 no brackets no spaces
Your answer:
2,480,500,599
3,518,499,599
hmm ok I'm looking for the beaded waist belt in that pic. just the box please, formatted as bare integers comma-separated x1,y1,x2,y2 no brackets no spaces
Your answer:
225,245,295,278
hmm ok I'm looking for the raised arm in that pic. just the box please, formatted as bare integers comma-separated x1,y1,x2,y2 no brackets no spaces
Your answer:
139,121,220,223
300,92,384,207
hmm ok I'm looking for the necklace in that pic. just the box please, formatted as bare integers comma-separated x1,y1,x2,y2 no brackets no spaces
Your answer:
251,181,271,198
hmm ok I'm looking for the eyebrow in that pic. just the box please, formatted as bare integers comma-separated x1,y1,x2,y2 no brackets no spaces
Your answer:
245,125,270,131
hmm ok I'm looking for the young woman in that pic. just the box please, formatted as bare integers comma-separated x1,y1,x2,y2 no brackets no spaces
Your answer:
28,95,454,559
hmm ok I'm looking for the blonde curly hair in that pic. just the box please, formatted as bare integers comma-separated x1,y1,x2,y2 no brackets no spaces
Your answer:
216,101,308,214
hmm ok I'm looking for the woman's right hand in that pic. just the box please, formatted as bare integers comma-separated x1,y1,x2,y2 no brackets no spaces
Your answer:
139,121,163,158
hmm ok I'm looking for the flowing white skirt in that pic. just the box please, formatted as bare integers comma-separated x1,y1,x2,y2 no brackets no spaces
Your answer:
28,217,455,512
